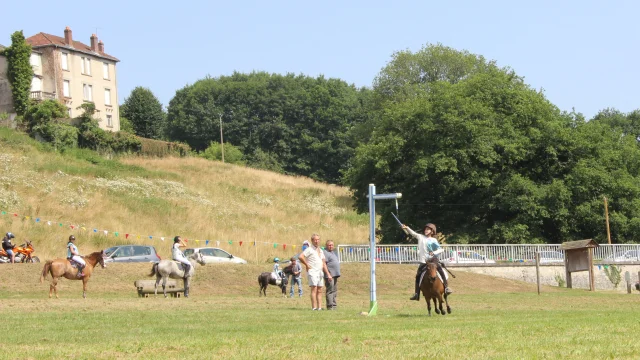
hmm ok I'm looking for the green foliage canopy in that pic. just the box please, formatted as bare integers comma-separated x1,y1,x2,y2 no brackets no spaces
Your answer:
166,72,371,183
121,87,166,139
2,31,34,115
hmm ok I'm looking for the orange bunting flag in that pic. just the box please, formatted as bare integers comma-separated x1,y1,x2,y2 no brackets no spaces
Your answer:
125,234,129,239
283,244,287,250
239,241,243,246
71,225,75,230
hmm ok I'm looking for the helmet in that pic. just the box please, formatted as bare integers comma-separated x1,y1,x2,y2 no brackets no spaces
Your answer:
6,232,14,239
69,235,76,241
423,223,437,234
274,257,280,263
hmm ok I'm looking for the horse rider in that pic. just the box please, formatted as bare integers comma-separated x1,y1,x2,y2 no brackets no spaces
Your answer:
172,236,190,278
273,257,284,283
402,223,452,300
2,232,16,263
67,235,85,277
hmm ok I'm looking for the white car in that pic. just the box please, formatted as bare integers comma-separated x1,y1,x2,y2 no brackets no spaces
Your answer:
183,247,247,264
443,250,496,264
538,250,564,264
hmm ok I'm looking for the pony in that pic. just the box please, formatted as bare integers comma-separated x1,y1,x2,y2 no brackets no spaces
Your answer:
420,260,452,316
40,250,106,299
258,272,289,297
149,252,205,298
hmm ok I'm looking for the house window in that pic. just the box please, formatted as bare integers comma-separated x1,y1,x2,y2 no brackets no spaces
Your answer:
104,88,111,106
106,114,113,127
63,80,70,97
81,57,91,75
103,63,109,80
61,53,69,71
30,53,42,68
83,84,93,101
31,77,42,92
67,108,72,117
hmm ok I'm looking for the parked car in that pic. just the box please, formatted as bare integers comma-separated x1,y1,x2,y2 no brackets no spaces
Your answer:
103,245,161,263
603,250,640,262
442,250,496,264
183,247,247,264
538,250,564,264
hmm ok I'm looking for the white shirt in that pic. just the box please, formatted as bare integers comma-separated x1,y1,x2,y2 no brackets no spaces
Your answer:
302,245,325,276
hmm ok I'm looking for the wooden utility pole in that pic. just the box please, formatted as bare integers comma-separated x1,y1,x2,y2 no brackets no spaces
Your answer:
219,114,225,163
604,197,611,244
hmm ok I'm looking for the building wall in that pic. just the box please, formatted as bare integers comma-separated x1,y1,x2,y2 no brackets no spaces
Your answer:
0,54,14,114
58,48,119,131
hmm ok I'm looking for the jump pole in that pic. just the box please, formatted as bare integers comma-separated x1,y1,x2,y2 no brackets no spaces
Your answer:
367,183,402,316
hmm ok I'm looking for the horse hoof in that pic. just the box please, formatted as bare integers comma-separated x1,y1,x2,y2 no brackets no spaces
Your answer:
447,308,451,314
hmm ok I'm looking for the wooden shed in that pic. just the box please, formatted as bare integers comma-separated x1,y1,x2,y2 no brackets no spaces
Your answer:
560,239,600,291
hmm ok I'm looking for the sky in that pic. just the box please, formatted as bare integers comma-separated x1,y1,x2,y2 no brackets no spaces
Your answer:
2,0,638,119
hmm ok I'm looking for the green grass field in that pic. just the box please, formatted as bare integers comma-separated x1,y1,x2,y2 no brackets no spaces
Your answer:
0,263,638,359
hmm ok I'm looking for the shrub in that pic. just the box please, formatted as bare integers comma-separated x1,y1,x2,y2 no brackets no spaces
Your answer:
76,103,141,154
200,141,244,164
554,274,566,288
603,265,622,288
138,137,191,157
35,122,78,149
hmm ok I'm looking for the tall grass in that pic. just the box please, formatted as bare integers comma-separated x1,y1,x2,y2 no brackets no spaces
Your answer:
0,128,369,261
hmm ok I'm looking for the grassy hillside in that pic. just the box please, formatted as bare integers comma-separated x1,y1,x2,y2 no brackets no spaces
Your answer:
0,127,369,261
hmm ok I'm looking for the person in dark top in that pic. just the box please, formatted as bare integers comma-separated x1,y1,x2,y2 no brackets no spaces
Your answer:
2,232,16,263
323,240,341,310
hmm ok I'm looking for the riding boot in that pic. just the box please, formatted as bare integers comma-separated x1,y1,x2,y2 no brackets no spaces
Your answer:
183,263,191,279
77,264,85,278
409,267,422,301
437,266,452,294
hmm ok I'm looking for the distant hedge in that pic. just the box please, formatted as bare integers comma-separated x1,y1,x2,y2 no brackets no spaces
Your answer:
137,137,190,157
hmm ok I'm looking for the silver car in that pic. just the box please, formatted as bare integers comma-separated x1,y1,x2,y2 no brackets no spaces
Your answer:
183,247,247,264
103,245,161,263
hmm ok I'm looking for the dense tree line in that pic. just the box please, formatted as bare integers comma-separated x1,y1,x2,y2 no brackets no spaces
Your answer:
156,44,639,244
165,72,371,183
345,44,640,244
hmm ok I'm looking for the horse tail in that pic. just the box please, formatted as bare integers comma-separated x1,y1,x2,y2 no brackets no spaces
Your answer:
40,261,52,283
149,263,158,277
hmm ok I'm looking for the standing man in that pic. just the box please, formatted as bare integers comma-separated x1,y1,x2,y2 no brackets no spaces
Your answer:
323,240,341,310
298,234,332,310
288,257,303,298
2,232,16,263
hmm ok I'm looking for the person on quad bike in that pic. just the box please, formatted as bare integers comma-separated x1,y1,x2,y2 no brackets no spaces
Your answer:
2,232,16,263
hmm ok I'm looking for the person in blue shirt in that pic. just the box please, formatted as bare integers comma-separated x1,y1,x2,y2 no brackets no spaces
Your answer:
67,235,85,277
402,223,452,300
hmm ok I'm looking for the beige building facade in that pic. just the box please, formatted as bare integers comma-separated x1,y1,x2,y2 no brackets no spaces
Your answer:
0,27,120,131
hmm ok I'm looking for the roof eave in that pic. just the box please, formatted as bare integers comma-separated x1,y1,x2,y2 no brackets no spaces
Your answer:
30,44,120,63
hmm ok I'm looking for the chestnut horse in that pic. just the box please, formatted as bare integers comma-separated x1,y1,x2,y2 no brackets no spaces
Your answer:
40,251,106,299
420,260,451,316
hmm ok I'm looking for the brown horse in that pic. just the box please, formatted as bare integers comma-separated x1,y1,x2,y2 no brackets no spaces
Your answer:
40,251,106,298
420,261,451,316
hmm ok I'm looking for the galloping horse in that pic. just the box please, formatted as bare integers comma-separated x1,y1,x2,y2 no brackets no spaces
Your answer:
149,252,205,298
40,251,106,299
258,272,288,297
420,260,452,316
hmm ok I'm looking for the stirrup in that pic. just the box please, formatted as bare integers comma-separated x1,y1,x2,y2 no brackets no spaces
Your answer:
445,287,453,294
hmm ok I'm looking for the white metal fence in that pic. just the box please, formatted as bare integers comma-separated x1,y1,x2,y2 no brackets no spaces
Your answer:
337,244,640,265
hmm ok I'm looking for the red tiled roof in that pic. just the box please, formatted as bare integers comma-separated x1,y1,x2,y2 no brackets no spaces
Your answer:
26,32,119,62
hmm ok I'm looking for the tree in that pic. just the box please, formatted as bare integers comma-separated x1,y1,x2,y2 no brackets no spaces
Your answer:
2,31,34,115
166,72,370,183
119,115,135,133
120,87,166,139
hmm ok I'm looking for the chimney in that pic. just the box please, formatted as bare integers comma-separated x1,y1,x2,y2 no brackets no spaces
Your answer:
98,40,104,53
64,26,73,46
90,34,98,52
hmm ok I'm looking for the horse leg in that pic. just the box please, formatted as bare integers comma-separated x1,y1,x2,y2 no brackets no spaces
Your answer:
162,276,168,298
437,293,445,315
82,278,88,299
49,277,57,299
154,275,161,297
444,293,452,314
425,296,432,316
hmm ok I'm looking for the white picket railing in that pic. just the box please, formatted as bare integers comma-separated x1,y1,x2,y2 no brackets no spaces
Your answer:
337,244,640,265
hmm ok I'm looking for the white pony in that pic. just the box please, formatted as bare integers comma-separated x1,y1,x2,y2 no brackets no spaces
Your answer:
149,252,205,298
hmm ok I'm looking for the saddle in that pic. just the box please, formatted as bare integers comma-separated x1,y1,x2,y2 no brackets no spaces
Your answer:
418,265,447,285
67,258,81,269
270,272,283,285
